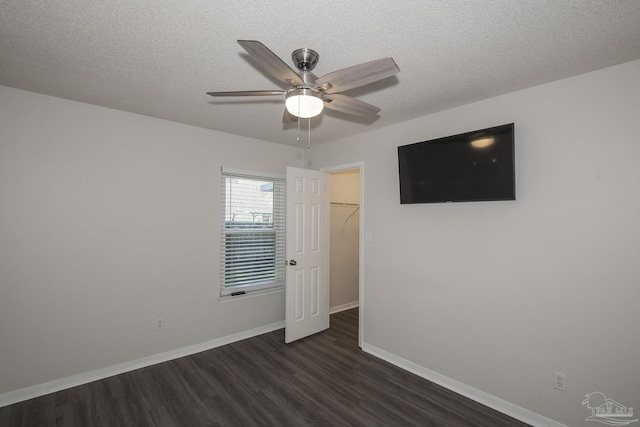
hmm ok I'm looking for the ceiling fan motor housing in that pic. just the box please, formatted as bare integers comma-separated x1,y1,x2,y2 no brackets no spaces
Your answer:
292,48,319,71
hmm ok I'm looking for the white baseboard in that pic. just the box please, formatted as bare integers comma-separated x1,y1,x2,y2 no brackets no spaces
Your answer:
361,343,566,427
330,300,359,314
0,320,285,408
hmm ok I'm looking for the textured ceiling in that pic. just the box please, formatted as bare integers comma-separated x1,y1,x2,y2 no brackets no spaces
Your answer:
2,1,640,146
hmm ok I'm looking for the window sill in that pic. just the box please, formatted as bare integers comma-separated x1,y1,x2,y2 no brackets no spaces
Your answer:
218,285,284,304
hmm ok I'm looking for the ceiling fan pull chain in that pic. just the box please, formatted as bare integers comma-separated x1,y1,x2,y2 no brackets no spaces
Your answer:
308,118,311,151
296,96,301,142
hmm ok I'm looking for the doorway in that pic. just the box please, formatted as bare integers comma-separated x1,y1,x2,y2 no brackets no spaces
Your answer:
322,162,363,347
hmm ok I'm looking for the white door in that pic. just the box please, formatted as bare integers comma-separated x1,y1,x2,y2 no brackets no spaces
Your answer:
285,166,329,343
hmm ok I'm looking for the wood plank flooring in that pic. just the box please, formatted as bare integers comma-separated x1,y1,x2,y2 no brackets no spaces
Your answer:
0,309,530,426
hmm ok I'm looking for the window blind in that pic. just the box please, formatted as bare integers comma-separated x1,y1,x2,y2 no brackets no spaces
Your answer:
220,169,285,295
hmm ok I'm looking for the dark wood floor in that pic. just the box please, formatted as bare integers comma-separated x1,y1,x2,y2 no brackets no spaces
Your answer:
0,309,529,426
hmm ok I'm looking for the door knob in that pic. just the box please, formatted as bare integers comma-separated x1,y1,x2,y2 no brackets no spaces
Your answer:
288,259,297,266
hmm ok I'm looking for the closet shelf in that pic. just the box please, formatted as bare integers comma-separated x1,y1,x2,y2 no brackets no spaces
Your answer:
330,202,359,207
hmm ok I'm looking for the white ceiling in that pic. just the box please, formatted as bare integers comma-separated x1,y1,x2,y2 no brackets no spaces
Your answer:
2,1,640,146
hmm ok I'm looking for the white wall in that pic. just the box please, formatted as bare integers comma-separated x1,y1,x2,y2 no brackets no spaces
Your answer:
0,86,303,395
329,170,360,309
307,60,640,426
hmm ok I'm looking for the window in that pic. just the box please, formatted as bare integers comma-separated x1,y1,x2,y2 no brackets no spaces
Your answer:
220,168,285,296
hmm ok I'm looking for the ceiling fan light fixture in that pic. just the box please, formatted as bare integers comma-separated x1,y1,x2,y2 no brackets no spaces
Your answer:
285,88,324,118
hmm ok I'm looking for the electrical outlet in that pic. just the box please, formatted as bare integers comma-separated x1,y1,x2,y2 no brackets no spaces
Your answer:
553,371,566,391
156,318,164,331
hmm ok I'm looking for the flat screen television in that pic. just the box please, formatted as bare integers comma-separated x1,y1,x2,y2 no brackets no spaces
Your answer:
398,123,515,204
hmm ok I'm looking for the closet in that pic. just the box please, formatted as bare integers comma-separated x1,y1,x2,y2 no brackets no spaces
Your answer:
329,169,360,311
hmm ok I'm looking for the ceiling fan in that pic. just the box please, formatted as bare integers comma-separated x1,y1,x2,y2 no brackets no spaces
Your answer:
207,40,400,122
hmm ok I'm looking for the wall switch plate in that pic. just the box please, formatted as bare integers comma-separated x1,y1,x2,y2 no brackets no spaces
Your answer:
156,318,165,331
553,371,566,391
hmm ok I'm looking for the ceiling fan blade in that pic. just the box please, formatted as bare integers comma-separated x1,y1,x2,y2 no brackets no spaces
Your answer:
207,90,285,97
238,40,305,86
316,57,399,94
322,93,381,117
282,108,297,123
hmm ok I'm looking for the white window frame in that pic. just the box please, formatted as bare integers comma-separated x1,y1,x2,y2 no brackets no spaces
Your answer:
220,168,285,297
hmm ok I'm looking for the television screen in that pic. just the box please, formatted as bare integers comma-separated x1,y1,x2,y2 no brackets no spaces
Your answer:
398,123,515,204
